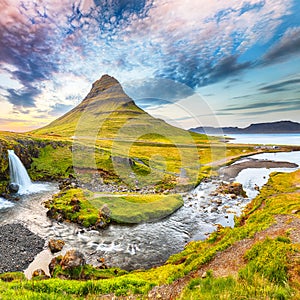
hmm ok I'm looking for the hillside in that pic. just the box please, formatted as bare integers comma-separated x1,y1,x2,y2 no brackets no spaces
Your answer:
191,120,300,134
30,74,215,189
0,75,255,193
32,74,195,144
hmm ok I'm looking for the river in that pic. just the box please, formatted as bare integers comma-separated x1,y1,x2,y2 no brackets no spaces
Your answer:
0,151,299,277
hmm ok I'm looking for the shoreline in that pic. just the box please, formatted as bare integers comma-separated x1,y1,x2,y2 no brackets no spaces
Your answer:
219,159,298,181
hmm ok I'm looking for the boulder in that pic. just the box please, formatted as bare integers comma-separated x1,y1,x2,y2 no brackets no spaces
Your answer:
216,182,247,198
60,250,85,270
8,183,19,193
48,239,65,253
100,204,111,219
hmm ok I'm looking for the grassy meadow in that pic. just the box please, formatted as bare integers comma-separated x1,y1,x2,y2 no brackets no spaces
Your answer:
0,168,299,298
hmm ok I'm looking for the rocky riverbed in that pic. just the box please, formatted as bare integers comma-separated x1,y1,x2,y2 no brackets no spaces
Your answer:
0,178,251,276
0,151,299,278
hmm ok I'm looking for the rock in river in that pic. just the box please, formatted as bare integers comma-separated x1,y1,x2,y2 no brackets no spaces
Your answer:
215,182,247,197
8,183,19,193
48,239,65,253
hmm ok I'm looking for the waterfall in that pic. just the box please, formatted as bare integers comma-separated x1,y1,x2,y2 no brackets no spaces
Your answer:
8,150,32,192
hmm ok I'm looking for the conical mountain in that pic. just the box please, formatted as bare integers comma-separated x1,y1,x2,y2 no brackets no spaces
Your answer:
32,74,195,144
31,75,202,188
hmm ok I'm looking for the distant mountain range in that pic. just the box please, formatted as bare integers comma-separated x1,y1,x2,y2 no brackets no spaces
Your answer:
190,121,300,134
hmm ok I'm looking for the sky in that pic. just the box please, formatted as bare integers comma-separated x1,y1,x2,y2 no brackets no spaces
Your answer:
0,0,300,132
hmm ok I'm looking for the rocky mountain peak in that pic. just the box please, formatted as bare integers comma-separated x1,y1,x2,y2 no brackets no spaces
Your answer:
84,74,122,100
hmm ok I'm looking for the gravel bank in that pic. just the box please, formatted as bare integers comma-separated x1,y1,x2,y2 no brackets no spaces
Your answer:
0,223,45,273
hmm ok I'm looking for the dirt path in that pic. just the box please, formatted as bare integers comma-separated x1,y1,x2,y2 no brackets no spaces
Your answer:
146,214,300,300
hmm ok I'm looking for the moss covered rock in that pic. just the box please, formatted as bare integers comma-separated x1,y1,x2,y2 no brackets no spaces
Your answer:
216,182,247,197
45,188,110,229
48,239,65,253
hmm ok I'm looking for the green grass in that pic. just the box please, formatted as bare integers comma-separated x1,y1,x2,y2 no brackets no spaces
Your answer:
181,237,295,299
46,188,183,225
91,193,183,223
0,276,155,299
45,188,108,228
182,271,292,300
50,263,128,280
0,126,255,192
240,237,292,286
29,144,73,180
0,160,299,299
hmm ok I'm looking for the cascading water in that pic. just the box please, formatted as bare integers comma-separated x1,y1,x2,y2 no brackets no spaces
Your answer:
8,150,32,193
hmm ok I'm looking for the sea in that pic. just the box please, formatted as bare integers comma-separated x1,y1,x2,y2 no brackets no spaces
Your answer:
226,133,300,146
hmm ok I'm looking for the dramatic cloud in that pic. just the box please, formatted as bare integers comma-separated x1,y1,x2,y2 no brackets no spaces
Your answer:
6,86,39,107
259,78,300,93
264,27,300,63
0,0,63,108
126,0,292,87
124,78,195,108
0,0,299,129
221,98,300,112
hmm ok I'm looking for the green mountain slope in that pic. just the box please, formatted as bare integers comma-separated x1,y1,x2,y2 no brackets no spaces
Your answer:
31,74,209,188
32,74,195,145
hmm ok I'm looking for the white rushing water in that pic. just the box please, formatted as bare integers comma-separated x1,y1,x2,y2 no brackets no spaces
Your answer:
8,149,32,193
6,149,52,197
0,197,14,209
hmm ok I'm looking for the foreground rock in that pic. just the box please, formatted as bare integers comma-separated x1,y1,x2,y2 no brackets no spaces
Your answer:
49,250,86,278
48,249,123,280
48,239,65,253
0,223,44,273
60,250,85,270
